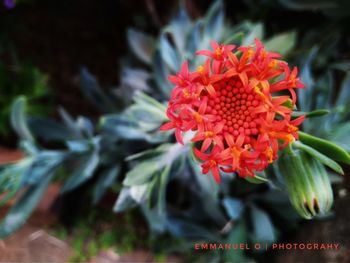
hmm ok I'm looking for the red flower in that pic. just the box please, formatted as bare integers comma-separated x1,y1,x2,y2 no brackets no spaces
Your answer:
161,38,305,183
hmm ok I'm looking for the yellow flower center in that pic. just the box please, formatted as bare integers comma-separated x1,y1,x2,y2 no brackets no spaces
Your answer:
193,112,203,123
215,48,223,58
247,49,254,58
205,131,214,138
197,65,204,74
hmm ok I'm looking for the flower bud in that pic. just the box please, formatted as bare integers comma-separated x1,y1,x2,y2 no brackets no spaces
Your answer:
277,150,333,219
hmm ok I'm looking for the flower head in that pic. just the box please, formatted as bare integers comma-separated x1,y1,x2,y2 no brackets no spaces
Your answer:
161,39,305,183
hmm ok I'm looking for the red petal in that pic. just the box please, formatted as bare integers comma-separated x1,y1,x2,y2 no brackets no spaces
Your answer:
175,129,184,144
201,138,212,152
193,147,209,160
211,166,221,184
195,50,213,57
160,122,175,131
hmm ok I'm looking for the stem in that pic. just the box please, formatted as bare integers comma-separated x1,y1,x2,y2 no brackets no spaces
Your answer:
284,142,295,156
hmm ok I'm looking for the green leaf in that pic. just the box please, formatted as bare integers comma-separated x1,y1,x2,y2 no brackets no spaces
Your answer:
123,160,159,186
281,98,293,109
125,144,171,162
127,29,155,64
0,172,54,238
265,31,296,56
292,109,330,118
298,131,350,165
293,141,344,175
113,187,136,213
157,165,171,215
224,220,250,262
11,96,34,142
244,173,269,184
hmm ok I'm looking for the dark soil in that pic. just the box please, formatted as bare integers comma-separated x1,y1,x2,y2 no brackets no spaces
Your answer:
0,0,211,119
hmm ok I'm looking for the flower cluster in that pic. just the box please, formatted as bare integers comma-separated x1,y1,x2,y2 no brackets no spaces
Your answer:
160,39,305,183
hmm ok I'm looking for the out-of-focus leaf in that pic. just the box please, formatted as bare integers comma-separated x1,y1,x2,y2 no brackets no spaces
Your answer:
293,141,344,174
243,23,263,46
265,31,296,56
11,96,33,142
141,205,166,234
335,72,350,109
314,72,333,110
244,172,269,184
250,205,276,243
153,51,172,97
298,131,350,164
76,116,94,138
160,31,181,72
93,165,120,204
278,0,337,10
21,151,66,186
127,29,155,64
204,0,224,41
58,108,83,138
187,20,202,59
101,113,169,144
170,4,191,53
166,217,218,240
120,68,151,92
61,151,100,193
123,160,159,186
113,187,136,213
189,155,219,199
158,165,171,215
100,115,144,140
125,144,172,162
298,47,317,112
80,68,116,113
331,123,350,152
66,140,91,153
130,184,149,203
133,91,167,115
223,220,250,262
222,198,243,220
28,117,79,141
0,172,54,238
0,159,32,206
292,109,330,118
